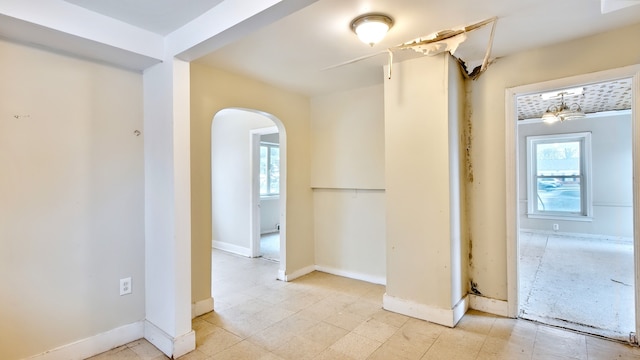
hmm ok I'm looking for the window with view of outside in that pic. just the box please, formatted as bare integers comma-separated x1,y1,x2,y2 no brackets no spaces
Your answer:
260,142,279,196
527,132,591,218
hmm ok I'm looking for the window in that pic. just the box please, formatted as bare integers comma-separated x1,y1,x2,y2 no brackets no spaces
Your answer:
526,132,592,219
260,142,280,196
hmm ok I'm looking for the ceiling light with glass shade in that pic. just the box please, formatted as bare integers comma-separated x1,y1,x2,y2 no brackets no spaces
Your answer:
541,90,586,124
351,13,394,46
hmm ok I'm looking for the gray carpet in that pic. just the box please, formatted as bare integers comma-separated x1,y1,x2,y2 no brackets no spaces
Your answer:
519,231,635,340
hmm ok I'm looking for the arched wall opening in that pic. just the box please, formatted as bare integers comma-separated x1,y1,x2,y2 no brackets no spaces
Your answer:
210,108,288,281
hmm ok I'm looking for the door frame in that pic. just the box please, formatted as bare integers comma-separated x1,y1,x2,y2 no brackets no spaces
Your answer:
250,126,280,258
505,65,640,340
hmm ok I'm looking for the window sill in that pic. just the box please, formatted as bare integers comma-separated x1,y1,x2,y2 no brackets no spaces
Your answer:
260,195,280,201
526,213,593,222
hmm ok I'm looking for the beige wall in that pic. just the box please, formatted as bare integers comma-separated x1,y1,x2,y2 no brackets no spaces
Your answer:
0,39,144,359
190,63,313,304
384,53,467,318
310,84,385,189
310,84,386,283
468,22,640,300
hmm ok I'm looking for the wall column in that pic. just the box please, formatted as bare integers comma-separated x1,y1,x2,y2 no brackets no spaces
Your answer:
142,58,195,357
383,53,467,327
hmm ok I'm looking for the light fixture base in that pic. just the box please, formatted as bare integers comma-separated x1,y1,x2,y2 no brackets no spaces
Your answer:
351,13,394,46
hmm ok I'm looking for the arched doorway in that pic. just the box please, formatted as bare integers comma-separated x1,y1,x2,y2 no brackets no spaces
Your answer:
210,108,287,277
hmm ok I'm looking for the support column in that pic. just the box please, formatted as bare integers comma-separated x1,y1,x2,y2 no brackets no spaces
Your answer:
142,58,195,357
383,53,467,327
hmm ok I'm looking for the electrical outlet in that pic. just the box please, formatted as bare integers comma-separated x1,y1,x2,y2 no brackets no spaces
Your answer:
553,224,559,231
120,277,132,296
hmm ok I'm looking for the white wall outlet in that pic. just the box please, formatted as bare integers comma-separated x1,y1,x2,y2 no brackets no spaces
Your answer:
552,224,559,231
120,277,132,296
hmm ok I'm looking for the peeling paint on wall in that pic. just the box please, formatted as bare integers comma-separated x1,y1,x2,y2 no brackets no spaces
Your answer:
463,83,474,184
470,280,482,295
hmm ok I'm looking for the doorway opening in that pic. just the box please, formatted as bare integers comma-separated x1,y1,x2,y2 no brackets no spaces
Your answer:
252,127,281,262
506,68,640,342
211,108,287,276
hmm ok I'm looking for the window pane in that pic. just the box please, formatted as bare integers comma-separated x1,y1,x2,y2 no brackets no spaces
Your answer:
535,141,581,213
260,146,267,195
269,147,279,194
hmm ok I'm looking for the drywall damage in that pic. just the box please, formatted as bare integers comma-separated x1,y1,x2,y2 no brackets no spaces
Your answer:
391,17,498,80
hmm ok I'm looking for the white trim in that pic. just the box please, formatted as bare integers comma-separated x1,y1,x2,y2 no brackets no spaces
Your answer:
382,293,468,328
250,126,279,258
505,65,640,330
315,265,386,285
278,265,315,282
521,228,632,243
28,321,144,360
191,297,214,318
212,241,253,257
468,295,509,317
525,132,592,218
144,321,195,359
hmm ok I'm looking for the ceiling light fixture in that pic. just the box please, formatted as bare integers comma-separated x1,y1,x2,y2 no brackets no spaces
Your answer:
351,13,393,46
541,92,586,124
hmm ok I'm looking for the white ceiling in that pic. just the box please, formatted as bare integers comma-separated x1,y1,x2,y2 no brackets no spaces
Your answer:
63,0,225,35
60,0,640,96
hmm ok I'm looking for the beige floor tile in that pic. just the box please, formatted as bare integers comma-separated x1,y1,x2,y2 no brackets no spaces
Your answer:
367,340,429,360
324,310,367,331
370,308,410,328
246,323,296,351
399,318,446,341
352,318,399,342
177,349,210,360
88,347,141,360
197,326,243,356
488,317,538,341
477,336,534,360
344,300,382,318
128,339,167,360
329,332,382,360
299,321,349,347
456,309,497,335
313,347,356,360
420,328,485,360
271,335,327,360
585,336,640,359
277,292,324,312
270,312,319,334
532,325,587,359
210,340,272,360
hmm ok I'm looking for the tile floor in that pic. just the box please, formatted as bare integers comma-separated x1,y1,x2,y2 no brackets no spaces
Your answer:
90,249,640,359
260,232,280,262
519,231,635,340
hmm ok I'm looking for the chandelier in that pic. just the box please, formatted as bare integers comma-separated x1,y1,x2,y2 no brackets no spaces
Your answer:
541,92,585,123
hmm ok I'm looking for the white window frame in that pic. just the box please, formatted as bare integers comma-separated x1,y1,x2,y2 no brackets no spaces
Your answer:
260,141,280,198
526,132,593,220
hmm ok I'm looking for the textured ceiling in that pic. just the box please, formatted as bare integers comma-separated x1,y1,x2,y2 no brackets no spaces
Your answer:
517,78,633,120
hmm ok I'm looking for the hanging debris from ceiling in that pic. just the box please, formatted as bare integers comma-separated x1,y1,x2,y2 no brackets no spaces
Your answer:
321,17,498,81
387,17,498,80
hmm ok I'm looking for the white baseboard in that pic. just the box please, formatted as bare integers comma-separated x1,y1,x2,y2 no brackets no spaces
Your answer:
468,294,509,317
278,264,315,282
315,265,386,285
28,321,144,360
520,228,632,243
192,297,214,318
212,241,252,257
144,320,195,358
383,293,468,328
